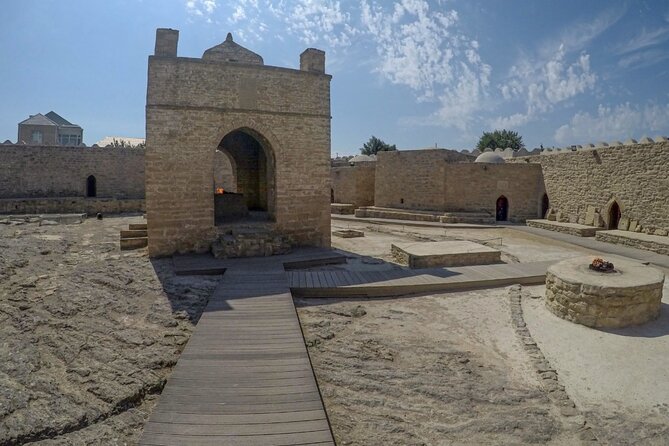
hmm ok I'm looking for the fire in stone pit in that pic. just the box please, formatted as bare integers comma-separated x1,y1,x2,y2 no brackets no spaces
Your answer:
589,257,615,273
215,187,225,195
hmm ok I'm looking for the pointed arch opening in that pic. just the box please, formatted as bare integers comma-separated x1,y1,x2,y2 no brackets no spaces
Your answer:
541,193,550,218
86,175,96,198
496,195,509,222
608,200,621,230
214,128,276,225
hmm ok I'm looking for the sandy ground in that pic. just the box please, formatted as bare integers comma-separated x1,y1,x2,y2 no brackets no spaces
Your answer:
296,288,586,445
2,215,668,444
524,282,669,445
0,215,220,445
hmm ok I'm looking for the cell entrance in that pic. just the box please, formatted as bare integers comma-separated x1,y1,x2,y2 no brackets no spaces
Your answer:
608,201,621,229
86,175,96,198
541,193,549,218
496,196,508,221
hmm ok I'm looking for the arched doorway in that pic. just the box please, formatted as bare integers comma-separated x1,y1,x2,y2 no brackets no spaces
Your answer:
86,175,96,198
608,201,621,229
214,128,275,224
496,195,509,221
541,193,549,218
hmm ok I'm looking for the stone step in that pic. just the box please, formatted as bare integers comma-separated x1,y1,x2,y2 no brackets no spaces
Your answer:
439,212,495,224
595,230,669,256
129,223,147,230
120,236,148,250
120,229,147,238
354,207,442,222
526,219,602,237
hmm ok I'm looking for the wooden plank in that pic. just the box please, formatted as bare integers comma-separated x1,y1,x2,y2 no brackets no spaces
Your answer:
140,430,333,446
141,251,335,446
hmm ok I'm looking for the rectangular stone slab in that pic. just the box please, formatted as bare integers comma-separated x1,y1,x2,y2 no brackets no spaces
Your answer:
391,240,501,269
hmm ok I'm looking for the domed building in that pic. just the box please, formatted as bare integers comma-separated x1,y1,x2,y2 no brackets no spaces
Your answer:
474,152,506,164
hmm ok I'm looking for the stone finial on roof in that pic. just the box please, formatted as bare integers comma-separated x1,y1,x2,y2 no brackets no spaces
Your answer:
2,140,12,145
638,136,654,144
595,141,609,148
654,135,668,141
202,32,264,65
611,141,623,147
623,139,638,145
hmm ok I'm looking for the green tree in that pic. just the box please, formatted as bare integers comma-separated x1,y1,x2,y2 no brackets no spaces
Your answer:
360,136,397,155
476,129,525,151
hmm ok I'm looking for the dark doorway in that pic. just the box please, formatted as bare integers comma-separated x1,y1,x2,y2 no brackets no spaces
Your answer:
496,195,509,221
541,193,549,218
86,175,96,197
215,128,275,225
608,201,621,229
330,188,335,203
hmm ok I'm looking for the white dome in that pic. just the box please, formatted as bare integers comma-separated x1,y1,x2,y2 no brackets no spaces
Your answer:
474,152,505,164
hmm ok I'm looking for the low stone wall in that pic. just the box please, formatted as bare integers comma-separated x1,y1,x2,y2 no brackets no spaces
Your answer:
545,256,664,328
527,219,601,237
595,230,669,256
0,197,145,215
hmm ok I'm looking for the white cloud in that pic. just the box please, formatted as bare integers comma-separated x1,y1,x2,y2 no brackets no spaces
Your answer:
489,112,532,129
360,0,490,130
616,27,669,55
186,0,217,18
618,48,669,70
496,44,596,126
534,5,625,61
554,102,669,145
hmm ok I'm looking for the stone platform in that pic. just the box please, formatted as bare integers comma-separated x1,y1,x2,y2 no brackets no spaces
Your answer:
331,203,355,214
391,240,501,269
596,230,669,256
527,219,602,237
439,212,495,224
545,256,665,328
355,206,443,222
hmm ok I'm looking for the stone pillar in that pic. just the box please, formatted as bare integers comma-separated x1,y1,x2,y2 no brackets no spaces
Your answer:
155,28,179,57
300,48,325,73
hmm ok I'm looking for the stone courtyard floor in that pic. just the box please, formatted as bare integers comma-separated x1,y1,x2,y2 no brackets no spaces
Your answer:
0,215,668,444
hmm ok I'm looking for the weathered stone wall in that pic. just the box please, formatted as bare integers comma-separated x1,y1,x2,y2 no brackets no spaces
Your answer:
0,144,145,200
444,163,545,222
331,162,375,208
146,30,331,256
536,142,669,234
374,149,471,211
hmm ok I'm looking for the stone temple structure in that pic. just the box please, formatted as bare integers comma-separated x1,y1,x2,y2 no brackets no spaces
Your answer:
145,29,332,257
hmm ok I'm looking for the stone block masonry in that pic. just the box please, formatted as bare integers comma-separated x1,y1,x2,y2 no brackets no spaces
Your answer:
331,162,375,208
0,144,145,214
145,29,331,257
535,142,669,235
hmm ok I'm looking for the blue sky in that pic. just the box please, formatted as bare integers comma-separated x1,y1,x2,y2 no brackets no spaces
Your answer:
1,0,668,155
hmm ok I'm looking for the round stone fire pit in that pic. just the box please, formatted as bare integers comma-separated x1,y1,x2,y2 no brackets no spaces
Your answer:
545,256,665,328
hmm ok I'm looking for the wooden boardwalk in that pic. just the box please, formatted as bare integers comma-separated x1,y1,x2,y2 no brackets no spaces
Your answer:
140,253,336,446
289,260,554,297
141,248,554,444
